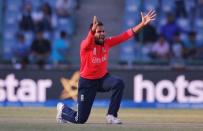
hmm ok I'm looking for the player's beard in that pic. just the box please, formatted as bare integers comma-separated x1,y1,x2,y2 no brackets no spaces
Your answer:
95,35,105,45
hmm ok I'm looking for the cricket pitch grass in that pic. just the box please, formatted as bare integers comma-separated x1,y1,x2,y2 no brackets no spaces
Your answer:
0,107,203,131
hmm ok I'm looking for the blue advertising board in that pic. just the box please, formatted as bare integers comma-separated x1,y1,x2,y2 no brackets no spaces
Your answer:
0,68,203,108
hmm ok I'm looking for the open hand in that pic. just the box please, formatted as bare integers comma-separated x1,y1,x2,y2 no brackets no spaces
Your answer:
92,16,98,32
141,10,156,25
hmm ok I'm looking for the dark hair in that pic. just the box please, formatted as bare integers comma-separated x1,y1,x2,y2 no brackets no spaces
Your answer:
173,31,180,37
158,34,165,38
188,31,196,36
89,21,103,30
16,33,25,40
60,31,67,38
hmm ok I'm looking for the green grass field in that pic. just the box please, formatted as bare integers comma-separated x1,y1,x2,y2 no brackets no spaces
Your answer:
0,107,203,131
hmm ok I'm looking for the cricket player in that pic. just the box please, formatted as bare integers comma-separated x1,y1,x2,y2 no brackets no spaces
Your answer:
56,10,156,124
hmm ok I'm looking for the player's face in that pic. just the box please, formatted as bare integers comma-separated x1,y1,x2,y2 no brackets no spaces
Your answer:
94,26,105,45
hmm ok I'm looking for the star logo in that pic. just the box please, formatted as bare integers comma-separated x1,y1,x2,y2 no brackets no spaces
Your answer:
60,71,80,101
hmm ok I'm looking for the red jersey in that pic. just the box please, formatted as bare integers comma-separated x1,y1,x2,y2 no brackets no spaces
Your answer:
80,29,134,79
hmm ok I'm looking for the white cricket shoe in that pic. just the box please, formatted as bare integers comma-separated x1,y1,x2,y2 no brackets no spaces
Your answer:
56,102,67,124
106,115,122,124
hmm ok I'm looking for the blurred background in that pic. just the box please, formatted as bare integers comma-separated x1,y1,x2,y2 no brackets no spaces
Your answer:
0,0,203,108
0,0,203,68
0,1,203,130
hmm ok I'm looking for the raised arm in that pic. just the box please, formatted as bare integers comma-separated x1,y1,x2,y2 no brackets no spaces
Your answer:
81,16,98,50
132,10,156,33
107,10,156,48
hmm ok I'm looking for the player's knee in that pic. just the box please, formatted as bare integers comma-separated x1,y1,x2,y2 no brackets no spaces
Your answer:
77,117,88,124
116,79,125,90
